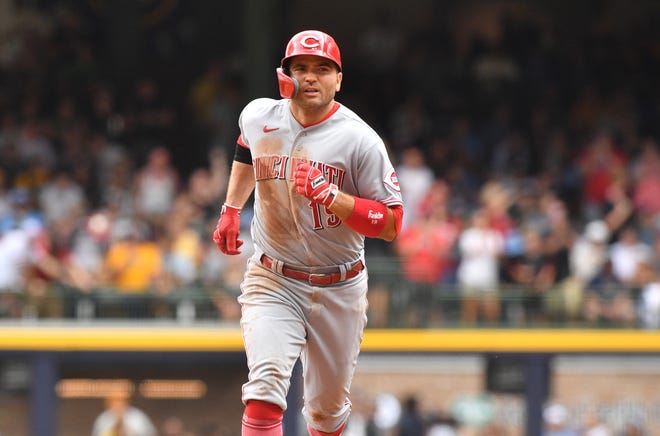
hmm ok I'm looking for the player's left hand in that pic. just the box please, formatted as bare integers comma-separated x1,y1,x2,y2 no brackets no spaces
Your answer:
294,162,338,207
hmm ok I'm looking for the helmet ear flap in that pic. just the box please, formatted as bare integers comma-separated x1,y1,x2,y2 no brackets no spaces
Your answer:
276,68,299,99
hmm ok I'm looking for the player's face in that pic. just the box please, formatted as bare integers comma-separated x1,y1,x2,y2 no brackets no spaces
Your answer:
288,55,342,111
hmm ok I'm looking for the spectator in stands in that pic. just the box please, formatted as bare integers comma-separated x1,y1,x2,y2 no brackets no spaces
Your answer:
200,232,247,322
480,180,515,238
163,193,205,287
37,164,87,226
456,207,505,324
630,137,660,216
92,389,157,436
580,411,613,436
502,225,557,323
426,417,458,436
186,167,219,223
98,218,170,318
396,146,435,231
133,146,180,237
424,407,460,436
88,133,129,202
570,220,611,286
395,180,460,326
102,157,135,217
569,220,611,323
630,137,660,246
0,189,67,318
600,180,635,241
571,220,637,326
576,130,628,222
587,260,637,326
541,403,578,436
395,395,426,436
541,196,579,321
68,210,113,291
185,149,228,225
636,259,660,329
0,216,38,317
610,226,653,287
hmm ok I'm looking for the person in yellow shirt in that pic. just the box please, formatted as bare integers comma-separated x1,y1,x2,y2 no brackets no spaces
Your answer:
103,236,163,293
99,218,169,317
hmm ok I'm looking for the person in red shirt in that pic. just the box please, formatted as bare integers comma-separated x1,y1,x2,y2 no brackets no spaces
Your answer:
395,180,460,326
577,130,627,220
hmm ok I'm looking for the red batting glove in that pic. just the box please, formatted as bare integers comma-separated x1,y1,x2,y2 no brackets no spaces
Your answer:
294,162,338,207
213,203,243,255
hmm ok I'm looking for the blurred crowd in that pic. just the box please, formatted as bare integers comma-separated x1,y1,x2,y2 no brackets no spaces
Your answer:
343,393,650,436
1,2,660,328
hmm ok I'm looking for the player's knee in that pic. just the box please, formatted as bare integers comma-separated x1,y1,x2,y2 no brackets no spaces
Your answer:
307,421,347,436
304,400,351,435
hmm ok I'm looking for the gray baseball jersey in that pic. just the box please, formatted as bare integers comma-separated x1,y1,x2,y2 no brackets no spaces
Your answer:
239,97,402,266
236,97,402,431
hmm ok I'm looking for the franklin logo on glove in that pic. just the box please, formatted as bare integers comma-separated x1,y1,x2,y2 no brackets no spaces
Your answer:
311,176,325,190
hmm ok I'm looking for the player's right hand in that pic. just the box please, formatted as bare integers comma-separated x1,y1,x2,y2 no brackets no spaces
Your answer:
213,203,243,255
294,162,338,207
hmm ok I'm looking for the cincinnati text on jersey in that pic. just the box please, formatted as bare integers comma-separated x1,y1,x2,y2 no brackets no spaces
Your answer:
253,155,346,187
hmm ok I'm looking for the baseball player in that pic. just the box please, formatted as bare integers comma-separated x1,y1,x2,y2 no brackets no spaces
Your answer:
213,30,404,436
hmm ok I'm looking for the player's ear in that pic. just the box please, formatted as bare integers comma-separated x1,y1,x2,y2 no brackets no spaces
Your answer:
335,71,342,92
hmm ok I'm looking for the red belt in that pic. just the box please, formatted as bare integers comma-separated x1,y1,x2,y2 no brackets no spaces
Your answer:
260,254,364,286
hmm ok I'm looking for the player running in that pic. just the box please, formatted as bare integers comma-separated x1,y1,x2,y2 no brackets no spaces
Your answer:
213,29,404,436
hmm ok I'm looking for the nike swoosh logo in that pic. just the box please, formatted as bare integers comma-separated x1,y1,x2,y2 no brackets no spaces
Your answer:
263,126,279,133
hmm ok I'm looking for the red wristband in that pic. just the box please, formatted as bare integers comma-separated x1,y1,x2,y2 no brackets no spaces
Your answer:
344,197,388,238
222,203,241,216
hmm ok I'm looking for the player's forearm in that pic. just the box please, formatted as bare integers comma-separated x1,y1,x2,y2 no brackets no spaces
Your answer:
325,190,353,221
328,191,399,242
224,161,255,208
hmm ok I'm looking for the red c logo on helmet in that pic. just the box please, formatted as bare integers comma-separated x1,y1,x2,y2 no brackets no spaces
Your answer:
280,30,342,71
301,37,321,49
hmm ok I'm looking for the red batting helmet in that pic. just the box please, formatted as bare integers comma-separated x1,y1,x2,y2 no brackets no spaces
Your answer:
281,30,342,71
277,30,342,99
